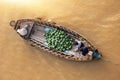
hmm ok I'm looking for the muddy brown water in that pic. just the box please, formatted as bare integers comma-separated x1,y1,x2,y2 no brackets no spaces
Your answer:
0,0,120,80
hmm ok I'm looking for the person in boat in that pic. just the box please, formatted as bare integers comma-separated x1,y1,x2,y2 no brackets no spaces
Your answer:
80,47,94,60
73,41,93,60
17,24,29,36
73,40,84,52
79,50,93,60
80,47,90,56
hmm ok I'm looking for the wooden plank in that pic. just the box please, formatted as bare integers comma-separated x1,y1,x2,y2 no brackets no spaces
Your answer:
30,25,46,43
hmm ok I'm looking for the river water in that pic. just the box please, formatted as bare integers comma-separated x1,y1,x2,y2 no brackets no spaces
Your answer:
0,0,120,80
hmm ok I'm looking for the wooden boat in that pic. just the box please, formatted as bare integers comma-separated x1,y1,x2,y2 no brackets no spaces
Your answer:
10,18,102,61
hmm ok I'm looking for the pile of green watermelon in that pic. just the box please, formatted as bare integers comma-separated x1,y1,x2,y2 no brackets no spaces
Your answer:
44,29,74,51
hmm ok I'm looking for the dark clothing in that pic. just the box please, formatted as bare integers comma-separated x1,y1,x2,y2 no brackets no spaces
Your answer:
81,47,89,56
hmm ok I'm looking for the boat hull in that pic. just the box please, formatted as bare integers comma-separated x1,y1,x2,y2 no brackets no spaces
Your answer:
10,18,102,61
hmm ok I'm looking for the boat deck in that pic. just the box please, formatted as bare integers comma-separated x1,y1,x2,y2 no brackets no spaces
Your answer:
30,25,46,43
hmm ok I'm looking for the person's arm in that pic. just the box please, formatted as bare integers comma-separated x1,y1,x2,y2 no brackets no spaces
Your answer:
88,51,93,60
